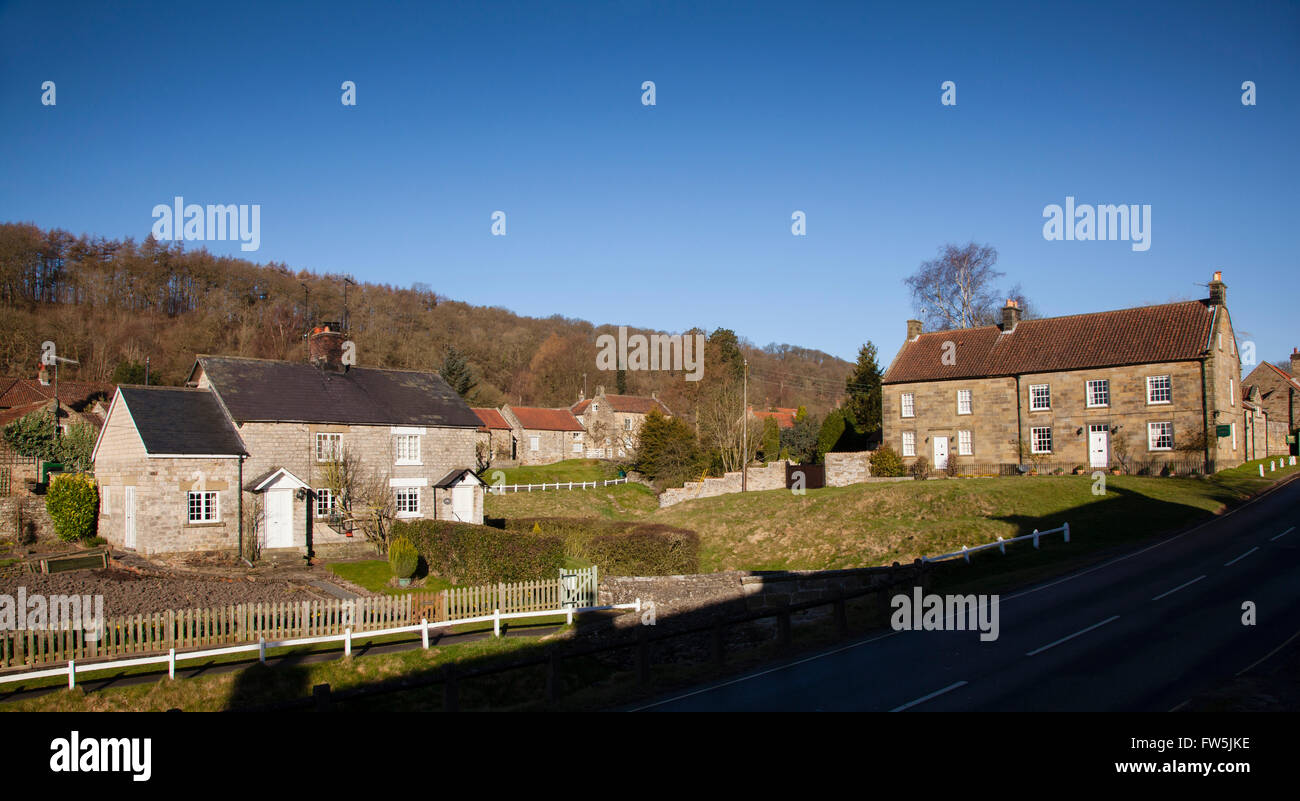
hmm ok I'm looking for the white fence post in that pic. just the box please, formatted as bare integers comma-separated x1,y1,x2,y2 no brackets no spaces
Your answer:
1033,529,1040,549
493,609,501,637
1063,522,1070,543
962,545,970,563
344,627,352,656
169,648,176,679
259,637,266,663
997,536,1005,554
68,660,75,689
1260,464,1265,477
421,618,429,649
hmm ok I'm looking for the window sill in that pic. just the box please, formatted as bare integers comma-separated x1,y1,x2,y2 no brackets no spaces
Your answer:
185,520,224,528
1146,401,1172,406
394,461,423,467
395,512,421,519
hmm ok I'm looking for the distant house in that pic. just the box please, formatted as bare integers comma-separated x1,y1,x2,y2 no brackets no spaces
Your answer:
91,326,485,556
472,407,514,465
1241,350,1299,456
500,405,586,465
748,406,797,430
0,366,115,487
881,272,1244,473
571,386,671,459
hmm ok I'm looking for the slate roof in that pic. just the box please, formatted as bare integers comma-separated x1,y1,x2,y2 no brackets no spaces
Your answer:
472,408,511,430
192,356,481,428
116,387,247,456
507,406,586,432
572,394,671,416
433,468,485,488
883,300,1217,384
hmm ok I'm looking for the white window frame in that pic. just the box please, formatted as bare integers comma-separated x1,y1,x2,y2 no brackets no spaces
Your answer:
1146,375,1171,405
1147,421,1173,451
395,487,421,517
394,434,422,465
1028,384,1051,411
900,393,915,418
956,389,972,415
315,488,336,518
187,490,220,524
315,433,342,462
529,435,540,452
1085,379,1109,408
591,402,599,413
901,431,916,457
623,417,634,430
1229,378,1234,406
1232,423,1237,451
1030,426,1052,454
958,430,972,456
571,432,583,453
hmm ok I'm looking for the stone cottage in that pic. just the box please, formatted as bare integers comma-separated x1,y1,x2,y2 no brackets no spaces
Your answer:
91,327,485,556
881,271,1244,474
499,405,586,465
1241,349,1299,456
570,386,671,459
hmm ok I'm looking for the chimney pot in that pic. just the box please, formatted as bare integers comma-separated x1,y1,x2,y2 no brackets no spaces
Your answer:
1208,271,1226,306
906,320,923,341
309,327,346,372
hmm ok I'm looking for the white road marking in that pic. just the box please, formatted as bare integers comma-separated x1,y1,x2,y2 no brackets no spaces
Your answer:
1025,615,1120,657
1269,526,1295,541
1224,547,1258,567
1235,627,1300,677
1151,575,1206,601
890,680,969,712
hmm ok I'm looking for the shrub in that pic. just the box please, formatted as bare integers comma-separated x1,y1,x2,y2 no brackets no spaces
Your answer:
909,455,930,480
505,517,700,575
392,519,563,585
869,445,905,477
46,473,98,542
388,536,418,579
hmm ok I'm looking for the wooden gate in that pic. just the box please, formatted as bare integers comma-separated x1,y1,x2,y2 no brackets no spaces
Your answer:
786,463,825,490
559,566,598,608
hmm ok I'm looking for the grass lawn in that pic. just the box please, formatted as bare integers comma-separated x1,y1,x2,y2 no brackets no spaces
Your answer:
327,560,455,595
486,459,620,485
485,481,658,520
653,456,1300,573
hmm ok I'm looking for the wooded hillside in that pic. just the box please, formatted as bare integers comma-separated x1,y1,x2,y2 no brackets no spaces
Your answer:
0,222,852,420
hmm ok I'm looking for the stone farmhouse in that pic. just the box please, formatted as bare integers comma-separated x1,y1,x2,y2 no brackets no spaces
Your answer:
571,386,671,459
472,407,514,465
499,405,586,465
1241,350,1299,456
91,327,485,556
881,272,1244,474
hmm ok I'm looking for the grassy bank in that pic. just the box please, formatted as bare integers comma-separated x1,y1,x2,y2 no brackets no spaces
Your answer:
485,481,658,520
485,459,619,485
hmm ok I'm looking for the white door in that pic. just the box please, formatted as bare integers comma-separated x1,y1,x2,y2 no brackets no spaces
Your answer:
451,485,474,522
1089,425,1109,468
265,488,294,548
123,486,136,549
933,436,949,470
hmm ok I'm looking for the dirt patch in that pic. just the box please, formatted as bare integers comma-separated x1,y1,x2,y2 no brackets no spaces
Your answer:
0,566,324,618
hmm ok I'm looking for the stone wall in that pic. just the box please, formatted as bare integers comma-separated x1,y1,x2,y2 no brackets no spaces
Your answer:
598,562,933,620
658,461,788,508
0,497,56,544
825,451,872,486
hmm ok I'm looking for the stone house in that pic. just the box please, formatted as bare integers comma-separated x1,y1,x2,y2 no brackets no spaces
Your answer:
472,407,514,466
92,327,485,556
570,386,671,459
881,272,1244,474
1241,350,1299,455
0,366,115,490
499,405,586,465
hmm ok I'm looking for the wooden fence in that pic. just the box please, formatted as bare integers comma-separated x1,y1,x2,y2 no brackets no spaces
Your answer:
0,567,598,672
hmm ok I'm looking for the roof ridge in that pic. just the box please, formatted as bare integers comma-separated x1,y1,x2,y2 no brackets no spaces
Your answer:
912,297,1209,338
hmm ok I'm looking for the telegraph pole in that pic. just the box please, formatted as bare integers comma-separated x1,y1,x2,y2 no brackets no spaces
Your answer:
741,359,748,492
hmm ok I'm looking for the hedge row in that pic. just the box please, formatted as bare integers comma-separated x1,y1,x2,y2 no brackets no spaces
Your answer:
500,517,700,576
390,519,564,585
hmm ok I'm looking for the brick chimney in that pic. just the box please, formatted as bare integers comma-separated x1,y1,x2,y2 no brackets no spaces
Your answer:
1208,270,1226,306
1000,299,1022,332
906,320,923,341
308,324,346,372
1291,347,1299,378
37,363,50,386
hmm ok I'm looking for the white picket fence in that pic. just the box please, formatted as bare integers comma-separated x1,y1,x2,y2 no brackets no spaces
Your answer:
491,477,629,494
923,523,1071,564
0,598,643,691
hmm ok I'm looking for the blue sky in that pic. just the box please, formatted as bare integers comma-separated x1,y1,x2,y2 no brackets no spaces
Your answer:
2,0,1297,367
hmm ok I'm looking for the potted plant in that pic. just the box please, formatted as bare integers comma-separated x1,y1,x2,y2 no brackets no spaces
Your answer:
388,536,418,587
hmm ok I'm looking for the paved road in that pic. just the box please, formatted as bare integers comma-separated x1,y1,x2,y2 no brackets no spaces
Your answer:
634,476,1300,711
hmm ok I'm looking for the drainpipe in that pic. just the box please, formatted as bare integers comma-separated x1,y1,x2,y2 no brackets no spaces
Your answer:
1200,359,1212,472
1014,374,1023,470
238,454,252,567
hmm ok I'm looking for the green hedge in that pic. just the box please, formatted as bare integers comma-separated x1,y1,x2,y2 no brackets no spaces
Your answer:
46,473,99,542
502,517,699,576
391,519,563,585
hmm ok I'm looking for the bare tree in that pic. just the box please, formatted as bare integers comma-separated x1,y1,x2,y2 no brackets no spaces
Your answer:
905,243,1024,331
697,374,764,473
321,446,397,553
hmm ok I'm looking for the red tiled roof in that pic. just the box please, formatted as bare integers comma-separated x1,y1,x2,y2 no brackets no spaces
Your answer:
472,407,511,430
751,408,796,429
507,406,585,432
883,300,1216,384
0,399,52,428
572,394,670,416
0,377,117,409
